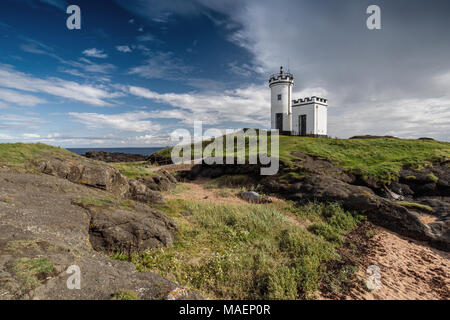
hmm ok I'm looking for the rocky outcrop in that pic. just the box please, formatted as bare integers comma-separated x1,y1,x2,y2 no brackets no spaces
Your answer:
37,158,164,205
84,150,148,163
74,200,177,254
264,175,449,250
398,165,450,197
0,172,201,300
147,153,173,165
180,162,262,180
138,169,178,192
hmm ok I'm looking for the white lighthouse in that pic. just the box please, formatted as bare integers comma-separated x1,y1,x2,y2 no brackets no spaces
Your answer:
269,66,294,133
269,66,328,136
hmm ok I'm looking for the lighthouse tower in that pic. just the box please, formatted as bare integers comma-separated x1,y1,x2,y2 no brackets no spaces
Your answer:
269,66,294,133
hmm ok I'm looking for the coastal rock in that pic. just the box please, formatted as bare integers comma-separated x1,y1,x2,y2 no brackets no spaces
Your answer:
264,174,450,250
75,202,177,253
0,172,200,300
37,158,166,206
137,169,177,192
84,150,148,163
37,158,129,197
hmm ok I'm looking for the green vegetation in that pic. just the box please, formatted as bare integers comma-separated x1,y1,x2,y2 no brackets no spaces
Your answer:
426,173,439,183
276,136,450,183
109,161,155,179
111,290,139,300
168,183,192,195
13,257,54,291
113,199,362,299
153,133,450,184
0,143,73,172
396,201,434,213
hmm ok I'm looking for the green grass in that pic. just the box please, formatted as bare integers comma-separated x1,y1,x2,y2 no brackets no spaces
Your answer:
113,199,362,299
109,161,155,179
396,201,434,213
13,257,54,292
0,143,73,172
111,290,138,300
426,173,439,183
152,133,450,184
276,136,450,183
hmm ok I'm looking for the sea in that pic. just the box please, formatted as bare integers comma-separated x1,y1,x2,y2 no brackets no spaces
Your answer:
66,147,164,156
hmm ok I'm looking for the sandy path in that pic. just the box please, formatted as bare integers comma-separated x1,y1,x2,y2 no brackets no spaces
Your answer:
165,179,248,205
349,227,449,300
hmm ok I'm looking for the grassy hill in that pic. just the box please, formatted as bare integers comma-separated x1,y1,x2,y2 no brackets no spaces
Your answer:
153,134,450,183
0,143,74,172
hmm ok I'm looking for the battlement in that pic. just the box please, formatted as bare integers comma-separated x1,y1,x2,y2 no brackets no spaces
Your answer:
269,73,294,84
268,66,294,86
292,96,328,106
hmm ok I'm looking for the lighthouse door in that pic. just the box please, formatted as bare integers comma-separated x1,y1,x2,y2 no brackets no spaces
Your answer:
276,113,283,131
299,115,307,136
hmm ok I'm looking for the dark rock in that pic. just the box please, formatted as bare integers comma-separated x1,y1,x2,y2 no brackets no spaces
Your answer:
389,181,414,197
127,179,165,205
137,170,177,192
418,137,435,141
147,153,173,165
86,206,177,253
84,150,147,163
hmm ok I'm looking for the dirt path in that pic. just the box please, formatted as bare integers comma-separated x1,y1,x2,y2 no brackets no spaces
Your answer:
165,179,248,205
348,227,449,300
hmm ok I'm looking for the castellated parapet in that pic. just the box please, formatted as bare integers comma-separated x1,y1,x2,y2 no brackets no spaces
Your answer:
292,96,328,106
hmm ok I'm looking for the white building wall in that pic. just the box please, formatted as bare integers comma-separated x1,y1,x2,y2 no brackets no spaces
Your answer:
291,103,328,136
292,104,315,135
316,104,328,136
270,83,292,132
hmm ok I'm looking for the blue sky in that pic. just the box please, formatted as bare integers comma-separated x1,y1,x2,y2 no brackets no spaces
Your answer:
1,0,450,146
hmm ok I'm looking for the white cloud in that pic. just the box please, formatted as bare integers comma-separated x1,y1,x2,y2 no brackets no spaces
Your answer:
0,88,46,107
129,52,192,79
69,111,163,132
23,133,40,138
82,48,108,59
116,45,132,53
129,84,271,126
0,65,120,106
0,133,14,140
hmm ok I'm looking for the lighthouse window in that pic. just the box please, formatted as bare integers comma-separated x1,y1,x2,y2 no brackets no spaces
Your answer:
278,94,282,101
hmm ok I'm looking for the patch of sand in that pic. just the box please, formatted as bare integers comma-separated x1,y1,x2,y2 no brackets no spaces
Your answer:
349,227,449,300
164,178,248,205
